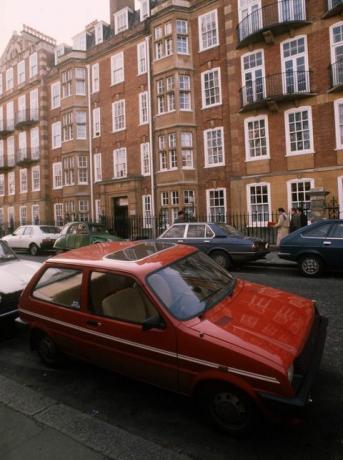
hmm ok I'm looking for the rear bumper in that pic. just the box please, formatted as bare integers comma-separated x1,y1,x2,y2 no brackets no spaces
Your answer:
232,250,270,264
258,313,328,412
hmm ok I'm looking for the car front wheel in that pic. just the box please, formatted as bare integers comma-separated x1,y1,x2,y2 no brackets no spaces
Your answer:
199,383,258,436
299,254,324,277
210,250,232,270
29,243,39,256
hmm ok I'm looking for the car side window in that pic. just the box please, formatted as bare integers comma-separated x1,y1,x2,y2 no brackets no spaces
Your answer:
33,267,83,310
24,227,33,236
14,227,24,236
69,224,79,235
89,271,158,324
162,225,186,238
205,226,215,238
330,223,343,238
187,224,206,238
302,223,332,238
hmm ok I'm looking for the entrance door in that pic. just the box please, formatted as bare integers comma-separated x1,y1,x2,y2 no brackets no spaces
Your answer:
113,197,129,238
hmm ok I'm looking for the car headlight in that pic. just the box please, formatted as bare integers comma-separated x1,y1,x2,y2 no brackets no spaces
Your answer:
287,364,294,383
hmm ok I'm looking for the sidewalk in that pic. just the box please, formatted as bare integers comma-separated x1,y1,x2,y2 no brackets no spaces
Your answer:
0,375,190,460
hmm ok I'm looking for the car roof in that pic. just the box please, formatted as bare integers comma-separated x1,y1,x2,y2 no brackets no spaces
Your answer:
47,240,197,276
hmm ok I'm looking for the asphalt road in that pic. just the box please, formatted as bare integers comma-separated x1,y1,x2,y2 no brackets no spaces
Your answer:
1,256,342,460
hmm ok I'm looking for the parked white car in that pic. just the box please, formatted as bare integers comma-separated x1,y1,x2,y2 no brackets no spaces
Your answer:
0,240,41,323
2,225,61,256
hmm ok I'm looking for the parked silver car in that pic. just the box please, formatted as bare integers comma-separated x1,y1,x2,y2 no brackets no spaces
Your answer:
2,225,61,256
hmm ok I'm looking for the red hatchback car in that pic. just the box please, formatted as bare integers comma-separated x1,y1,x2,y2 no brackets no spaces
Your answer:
19,241,327,435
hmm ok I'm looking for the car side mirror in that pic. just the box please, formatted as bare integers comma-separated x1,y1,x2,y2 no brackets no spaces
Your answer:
142,314,166,331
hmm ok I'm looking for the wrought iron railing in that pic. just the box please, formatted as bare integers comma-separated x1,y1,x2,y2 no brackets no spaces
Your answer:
237,0,307,45
240,70,312,108
329,61,343,88
326,0,343,14
15,109,39,127
16,147,40,164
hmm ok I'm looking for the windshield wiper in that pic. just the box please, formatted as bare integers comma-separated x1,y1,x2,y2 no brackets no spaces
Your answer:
199,278,237,317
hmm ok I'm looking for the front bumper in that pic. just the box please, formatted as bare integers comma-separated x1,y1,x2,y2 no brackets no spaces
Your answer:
258,312,328,411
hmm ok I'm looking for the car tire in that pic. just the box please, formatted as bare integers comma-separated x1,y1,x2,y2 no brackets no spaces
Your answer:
210,250,233,270
199,383,258,437
29,243,39,256
37,334,61,367
299,254,324,277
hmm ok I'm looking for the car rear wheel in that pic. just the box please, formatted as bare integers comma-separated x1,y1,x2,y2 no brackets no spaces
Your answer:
299,255,324,277
199,383,258,436
29,243,39,256
210,250,233,270
37,334,61,367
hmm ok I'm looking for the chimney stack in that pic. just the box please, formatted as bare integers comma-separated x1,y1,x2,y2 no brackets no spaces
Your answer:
109,0,135,16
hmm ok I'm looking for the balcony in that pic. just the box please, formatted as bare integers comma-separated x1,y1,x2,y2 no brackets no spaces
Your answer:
0,121,15,139
323,0,343,18
15,109,39,129
0,157,15,172
240,71,314,111
237,0,310,48
329,62,343,91
16,147,40,165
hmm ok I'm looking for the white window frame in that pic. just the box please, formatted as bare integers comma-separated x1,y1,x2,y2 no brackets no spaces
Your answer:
6,101,14,130
29,52,38,78
93,107,101,137
52,121,62,149
201,67,222,108
284,106,314,156
94,153,102,182
114,8,129,35
338,175,343,219
198,9,219,52
0,174,4,196
8,171,15,195
77,155,88,184
206,188,227,223
31,205,40,224
140,142,150,176
280,35,309,95
76,111,87,139
334,97,343,149
6,67,13,91
139,91,149,125
51,81,61,109
137,42,147,75
204,127,225,167
32,165,40,192
246,182,272,226
20,168,28,194
330,22,343,65
52,162,63,189
112,100,126,132
30,127,40,159
287,178,314,212
244,114,270,161
92,63,100,93
94,23,104,45
54,203,64,226
113,147,127,179
17,60,26,85
20,206,27,225
142,194,152,228
111,52,124,86
0,74,3,95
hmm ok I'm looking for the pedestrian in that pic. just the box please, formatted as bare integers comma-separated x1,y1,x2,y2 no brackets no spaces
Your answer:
174,209,185,223
273,207,290,246
289,207,301,232
297,207,308,228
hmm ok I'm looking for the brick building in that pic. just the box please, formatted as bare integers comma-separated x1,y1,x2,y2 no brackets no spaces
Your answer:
225,0,343,223
1,0,342,233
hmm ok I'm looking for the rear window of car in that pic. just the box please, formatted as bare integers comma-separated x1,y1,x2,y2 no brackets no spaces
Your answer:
32,267,83,310
40,226,60,234
302,223,332,238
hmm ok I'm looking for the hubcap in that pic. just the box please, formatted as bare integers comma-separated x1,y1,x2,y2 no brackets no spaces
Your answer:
212,392,247,427
213,254,226,268
302,258,319,275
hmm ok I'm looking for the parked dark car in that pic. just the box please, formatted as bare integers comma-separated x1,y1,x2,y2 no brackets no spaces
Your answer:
279,219,343,277
54,222,121,251
158,222,269,269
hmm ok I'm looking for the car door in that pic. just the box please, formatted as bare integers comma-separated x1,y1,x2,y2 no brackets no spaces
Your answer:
83,270,178,391
320,222,343,268
184,224,213,253
299,222,333,261
9,226,26,249
21,226,34,250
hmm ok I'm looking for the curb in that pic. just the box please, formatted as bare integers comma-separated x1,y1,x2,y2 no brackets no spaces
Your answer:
0,375,190,460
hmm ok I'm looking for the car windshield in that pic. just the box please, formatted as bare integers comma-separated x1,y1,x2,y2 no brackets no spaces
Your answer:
0,241,17,261
217,223,242,236
147,251,235,321
40,226,60,234
89,224,109,234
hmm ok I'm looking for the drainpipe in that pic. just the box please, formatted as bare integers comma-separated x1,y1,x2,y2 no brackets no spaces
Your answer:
86,64,95,221
145,35,156,236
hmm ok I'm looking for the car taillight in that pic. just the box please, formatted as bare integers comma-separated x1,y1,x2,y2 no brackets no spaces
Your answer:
251,243,257,251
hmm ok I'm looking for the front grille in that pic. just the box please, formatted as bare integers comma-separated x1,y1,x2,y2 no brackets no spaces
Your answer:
0,290,21,316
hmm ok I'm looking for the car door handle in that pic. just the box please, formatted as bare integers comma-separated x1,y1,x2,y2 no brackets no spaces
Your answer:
322,241,332,245
86,320,102,327
177,239,184,243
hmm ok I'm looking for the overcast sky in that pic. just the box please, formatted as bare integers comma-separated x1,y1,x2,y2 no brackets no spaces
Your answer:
1,0,140,54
